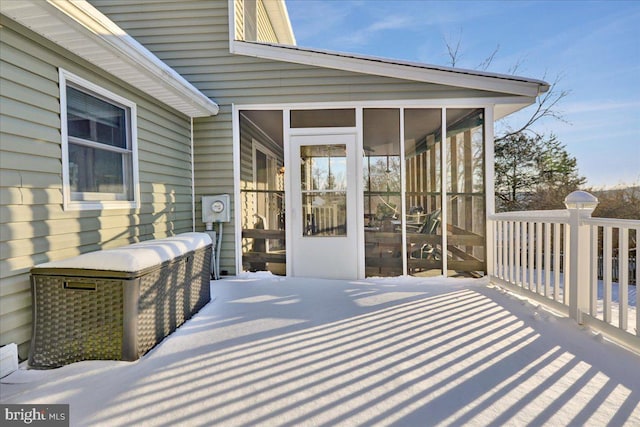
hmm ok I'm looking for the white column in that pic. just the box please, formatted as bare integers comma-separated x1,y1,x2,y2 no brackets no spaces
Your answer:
441,109,448,276
485,106,495,277
565,191,598,323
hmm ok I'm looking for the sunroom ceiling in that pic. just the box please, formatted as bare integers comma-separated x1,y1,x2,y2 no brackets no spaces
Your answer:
0,0,219,118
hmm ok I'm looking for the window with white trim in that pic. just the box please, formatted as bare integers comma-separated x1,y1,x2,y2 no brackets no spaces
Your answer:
60,69,139,210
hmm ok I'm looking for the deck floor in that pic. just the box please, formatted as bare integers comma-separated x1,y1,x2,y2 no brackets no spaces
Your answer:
2,274,639,426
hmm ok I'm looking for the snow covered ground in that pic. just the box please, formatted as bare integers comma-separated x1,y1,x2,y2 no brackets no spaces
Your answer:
2,274,639,426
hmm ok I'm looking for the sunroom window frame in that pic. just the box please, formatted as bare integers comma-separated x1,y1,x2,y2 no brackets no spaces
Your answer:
59,68,140,211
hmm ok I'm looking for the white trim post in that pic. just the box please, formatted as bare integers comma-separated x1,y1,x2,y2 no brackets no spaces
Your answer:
485,106,495,277
565,191,599,323
441,108,448,276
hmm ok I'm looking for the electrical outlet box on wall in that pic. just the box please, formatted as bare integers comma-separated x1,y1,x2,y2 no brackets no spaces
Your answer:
202,194,231,223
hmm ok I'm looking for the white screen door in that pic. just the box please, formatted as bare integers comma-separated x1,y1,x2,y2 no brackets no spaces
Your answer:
289,133,358,279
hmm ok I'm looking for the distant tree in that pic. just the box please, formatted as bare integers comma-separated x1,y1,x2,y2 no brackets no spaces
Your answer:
495,133,585,211
527,135,587,210
590,184,640,220
494,133,541,211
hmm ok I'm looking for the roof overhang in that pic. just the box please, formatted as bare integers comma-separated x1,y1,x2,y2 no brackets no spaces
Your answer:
494,98,538,120
232,41,549,99
0,0,219,118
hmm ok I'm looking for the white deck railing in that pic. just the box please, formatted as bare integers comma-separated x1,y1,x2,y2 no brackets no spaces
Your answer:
488,191,639,353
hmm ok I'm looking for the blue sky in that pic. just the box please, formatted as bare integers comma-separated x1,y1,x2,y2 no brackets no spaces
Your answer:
286,0,640,188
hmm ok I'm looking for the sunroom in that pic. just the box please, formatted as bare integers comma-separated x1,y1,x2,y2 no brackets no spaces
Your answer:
236,102,496,280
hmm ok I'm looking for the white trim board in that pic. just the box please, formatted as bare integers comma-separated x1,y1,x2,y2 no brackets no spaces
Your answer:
232,41,549,98
231,98,532,120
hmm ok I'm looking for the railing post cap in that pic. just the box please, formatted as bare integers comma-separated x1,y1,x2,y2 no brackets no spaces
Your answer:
564,190,599,210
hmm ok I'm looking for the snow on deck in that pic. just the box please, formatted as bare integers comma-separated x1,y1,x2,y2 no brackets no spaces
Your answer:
2,274,639,426
32,232,212,272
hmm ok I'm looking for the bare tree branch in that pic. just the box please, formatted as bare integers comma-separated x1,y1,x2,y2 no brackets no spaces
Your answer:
507,56,525,75
477,44,500,71
444,30,463,67
495,73,571,143
441,34,570,143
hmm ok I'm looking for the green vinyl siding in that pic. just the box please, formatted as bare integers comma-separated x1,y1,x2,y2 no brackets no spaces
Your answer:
256,0,278,42
0,16,194,358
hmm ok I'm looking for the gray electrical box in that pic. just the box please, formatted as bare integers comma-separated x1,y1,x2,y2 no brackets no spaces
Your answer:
202,194,231,223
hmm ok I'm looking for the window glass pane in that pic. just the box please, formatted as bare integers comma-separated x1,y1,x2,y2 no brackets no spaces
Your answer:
291,109,355,128
67,86,127,148
68,143,131,198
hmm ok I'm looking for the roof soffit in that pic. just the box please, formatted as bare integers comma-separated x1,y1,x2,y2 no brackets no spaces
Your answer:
0,0,219,118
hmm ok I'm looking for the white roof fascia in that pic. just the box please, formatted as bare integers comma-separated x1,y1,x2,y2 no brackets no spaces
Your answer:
0,0,219,118
262,0,296,45
233,41,549,98
493,98,537,120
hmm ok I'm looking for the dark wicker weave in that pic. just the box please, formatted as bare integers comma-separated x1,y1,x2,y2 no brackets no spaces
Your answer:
29,245,211,368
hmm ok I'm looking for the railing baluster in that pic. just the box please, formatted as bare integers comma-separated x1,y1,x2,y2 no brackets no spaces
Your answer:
492,220,498,278
590,225,598,317
494,221,500,278
619,227,628,331
603,226,612,323
498,221,504,280
536,222,543,294
520,221,528,288
554,223,561,302
544,222,551,297
513,221,522,286
528,221,535,290
564,223,570,305
502,221,508,281
520,222,526,289
509,221,514,283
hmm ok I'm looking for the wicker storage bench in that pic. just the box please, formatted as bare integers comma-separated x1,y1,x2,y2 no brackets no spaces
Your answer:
29,233,212,368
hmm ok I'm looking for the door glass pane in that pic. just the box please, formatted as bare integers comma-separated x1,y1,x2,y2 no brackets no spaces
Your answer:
300,144,347,236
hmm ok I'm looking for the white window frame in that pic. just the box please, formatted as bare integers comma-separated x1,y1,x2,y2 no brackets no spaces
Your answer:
252,139,279,248
59,69,140,210
252,139,278,192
